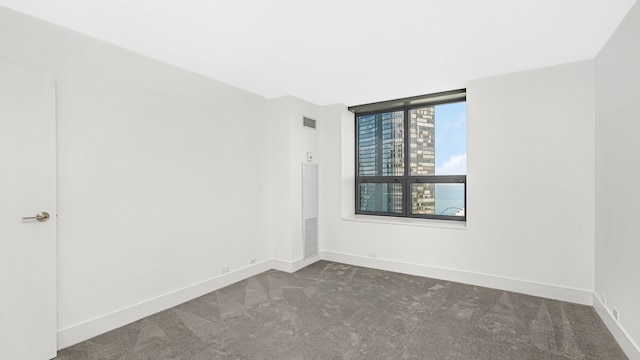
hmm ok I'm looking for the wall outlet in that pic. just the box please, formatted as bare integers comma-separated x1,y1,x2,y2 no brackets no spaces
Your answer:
612,307,620,321
249,258,257,264
368,252,378,258
221,266,230,274
601,293,607,305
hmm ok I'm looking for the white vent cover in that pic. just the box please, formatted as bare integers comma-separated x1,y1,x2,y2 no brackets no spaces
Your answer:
302,163,318,260
303,218,318,259
303,116,317,129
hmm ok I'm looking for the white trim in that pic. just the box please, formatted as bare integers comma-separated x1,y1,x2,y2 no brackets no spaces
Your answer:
272,255,321,273
271,258,294,273
320,251,593,305
56,253,606,353
58,256,324,350
342,214,467,230
57,259,273,349
593,293,640,360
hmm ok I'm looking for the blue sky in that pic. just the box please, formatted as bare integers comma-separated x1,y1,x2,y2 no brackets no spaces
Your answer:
434,102,467,175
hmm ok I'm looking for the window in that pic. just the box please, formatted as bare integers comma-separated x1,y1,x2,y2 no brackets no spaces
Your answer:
350,89,466,221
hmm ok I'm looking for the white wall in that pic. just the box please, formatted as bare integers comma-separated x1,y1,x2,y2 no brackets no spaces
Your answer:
595,0,640,356
0,6,274,347
270,96,322,271
320,60,596,305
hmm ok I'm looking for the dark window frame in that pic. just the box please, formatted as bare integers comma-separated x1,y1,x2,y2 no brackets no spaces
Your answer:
350,89,467,221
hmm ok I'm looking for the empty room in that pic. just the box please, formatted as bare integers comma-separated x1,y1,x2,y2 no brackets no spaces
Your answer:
1,0,639,359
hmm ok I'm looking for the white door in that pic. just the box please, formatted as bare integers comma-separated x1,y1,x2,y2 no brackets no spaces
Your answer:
0,61,57,359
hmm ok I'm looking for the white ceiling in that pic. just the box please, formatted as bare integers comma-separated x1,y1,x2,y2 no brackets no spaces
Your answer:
0,0,636,105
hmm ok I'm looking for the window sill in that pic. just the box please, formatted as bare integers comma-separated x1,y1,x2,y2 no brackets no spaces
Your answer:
342,214,467,230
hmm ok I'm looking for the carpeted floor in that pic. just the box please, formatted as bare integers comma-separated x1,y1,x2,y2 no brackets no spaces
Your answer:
54,261,627,360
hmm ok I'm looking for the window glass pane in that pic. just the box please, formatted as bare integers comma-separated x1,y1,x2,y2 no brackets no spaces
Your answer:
358,183,403,214
357,111,404,176
409,102,466,176
411,183,465,217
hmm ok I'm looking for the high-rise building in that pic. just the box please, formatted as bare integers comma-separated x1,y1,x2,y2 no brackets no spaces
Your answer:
357,107,437,215
357,111,404,213
409,107,436,215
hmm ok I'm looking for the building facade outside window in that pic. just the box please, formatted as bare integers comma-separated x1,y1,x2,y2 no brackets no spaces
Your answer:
350,89,466,221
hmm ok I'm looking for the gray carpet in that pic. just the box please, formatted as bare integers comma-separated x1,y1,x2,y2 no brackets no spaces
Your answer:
54,261,627,359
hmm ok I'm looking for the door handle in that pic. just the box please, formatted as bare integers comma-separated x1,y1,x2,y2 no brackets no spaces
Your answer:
22,211,50,222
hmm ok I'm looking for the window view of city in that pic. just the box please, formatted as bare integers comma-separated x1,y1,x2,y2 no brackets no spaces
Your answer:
356,101,466,219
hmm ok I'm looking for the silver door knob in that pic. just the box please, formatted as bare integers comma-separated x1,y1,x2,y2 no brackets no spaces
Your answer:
22,211,50,222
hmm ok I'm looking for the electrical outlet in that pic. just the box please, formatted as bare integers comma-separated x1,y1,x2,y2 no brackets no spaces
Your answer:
221,266,230,274
369,252,377,258
249,258,257,264
601,293,607,305
613,308,620,321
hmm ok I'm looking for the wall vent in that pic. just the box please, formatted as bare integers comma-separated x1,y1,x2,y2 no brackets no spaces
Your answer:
302,163,319,260
303,217,318,259
302,116,317,129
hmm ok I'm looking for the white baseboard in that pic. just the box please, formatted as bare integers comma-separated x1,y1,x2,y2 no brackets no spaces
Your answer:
56,252,597,352
593,293,640,360
272,254,321,273
57,259,273,349
320,251,593,305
